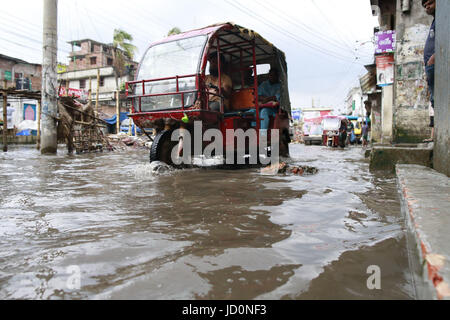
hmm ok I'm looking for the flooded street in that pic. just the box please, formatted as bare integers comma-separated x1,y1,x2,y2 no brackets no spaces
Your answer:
0,144,415,299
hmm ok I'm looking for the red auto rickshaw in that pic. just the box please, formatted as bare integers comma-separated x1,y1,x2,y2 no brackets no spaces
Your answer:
126,23,292,165
321,115,347,148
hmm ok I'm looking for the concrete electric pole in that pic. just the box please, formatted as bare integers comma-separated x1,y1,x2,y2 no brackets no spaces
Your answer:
41,0,58,154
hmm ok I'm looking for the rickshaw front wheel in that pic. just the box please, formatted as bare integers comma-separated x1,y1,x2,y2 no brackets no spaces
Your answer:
150,130,177,165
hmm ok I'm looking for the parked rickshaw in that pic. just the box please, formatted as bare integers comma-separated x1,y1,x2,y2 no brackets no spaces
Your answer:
346,116,362,145
126,23,292,165
321,115,347,148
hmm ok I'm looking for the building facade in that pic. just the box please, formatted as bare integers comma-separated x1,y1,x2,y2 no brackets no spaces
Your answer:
434,0,450,176
359,64,382,142
58,39,138,118
0,54,42,91
370,0,433,143
345,86,365,117
0,54,42,133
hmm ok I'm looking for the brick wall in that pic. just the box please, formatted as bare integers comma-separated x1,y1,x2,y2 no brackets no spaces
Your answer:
0,57,42,91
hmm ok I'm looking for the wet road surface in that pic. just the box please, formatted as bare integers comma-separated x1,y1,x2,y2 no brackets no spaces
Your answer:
0,144,415,299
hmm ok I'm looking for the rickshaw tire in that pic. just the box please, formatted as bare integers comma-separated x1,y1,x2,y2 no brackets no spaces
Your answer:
150,130,176,165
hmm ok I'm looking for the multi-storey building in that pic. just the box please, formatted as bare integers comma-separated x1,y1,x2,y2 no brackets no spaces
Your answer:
58,39,138,118
345,86,365,117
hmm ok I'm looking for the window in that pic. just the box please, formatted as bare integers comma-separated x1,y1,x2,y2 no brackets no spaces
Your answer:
90,57,97,65
99,77,104,87
107,58,113,66
91,44,95,53
80,79,86,89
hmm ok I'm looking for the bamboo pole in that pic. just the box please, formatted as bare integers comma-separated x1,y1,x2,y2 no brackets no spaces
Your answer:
88,77,92,104
128,105,132,136
37,100,41,150
2,86,8,152
116,90,120,134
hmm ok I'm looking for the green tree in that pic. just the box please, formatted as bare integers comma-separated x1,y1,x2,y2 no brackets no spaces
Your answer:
112,29,137,91
167,27,181,36
111,29,137,133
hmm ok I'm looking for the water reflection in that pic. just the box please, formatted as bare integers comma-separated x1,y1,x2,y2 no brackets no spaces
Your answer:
0,145,414,299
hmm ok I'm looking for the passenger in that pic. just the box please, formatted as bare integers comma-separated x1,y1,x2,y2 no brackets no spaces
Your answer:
339,119,347,148
234,68,254,90
362,121,369,147
205,52,232,113
422,0,436,143
346,120,354,145
255,68,281,135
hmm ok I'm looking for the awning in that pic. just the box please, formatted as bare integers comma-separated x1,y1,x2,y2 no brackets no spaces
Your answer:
359,65,377,94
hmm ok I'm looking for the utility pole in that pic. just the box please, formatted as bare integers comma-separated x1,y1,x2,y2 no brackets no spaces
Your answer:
2,80,7,152
36,100,41,150
95,69,100,118
41,0,58,154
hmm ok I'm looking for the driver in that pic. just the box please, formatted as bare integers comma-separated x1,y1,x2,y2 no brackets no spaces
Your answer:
205,52,232,112
249,67,281,136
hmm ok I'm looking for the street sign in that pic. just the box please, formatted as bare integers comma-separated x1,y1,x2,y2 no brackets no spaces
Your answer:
4,71,12,81
291,110,302,121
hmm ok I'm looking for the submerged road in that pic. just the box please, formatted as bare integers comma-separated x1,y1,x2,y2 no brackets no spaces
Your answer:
0,144,416,299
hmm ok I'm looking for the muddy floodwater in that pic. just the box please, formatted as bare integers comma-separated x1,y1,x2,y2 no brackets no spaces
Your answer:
0,144,416,299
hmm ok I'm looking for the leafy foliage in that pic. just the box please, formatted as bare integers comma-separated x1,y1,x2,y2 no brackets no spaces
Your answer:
111,29,137,87
167,27,182,36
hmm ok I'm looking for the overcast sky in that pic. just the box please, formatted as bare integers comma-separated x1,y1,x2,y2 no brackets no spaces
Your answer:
0,0,378,113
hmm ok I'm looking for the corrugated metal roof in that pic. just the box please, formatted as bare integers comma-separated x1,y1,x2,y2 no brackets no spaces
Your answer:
359,66,377,94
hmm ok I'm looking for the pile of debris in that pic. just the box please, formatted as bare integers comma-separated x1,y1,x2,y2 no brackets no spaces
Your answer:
58,96,113,154
107,132,152,151
57,96,153,154
261,161,319,176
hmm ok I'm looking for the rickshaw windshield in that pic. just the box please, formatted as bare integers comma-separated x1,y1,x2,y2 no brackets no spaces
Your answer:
322,118,341,131
136,35,207,111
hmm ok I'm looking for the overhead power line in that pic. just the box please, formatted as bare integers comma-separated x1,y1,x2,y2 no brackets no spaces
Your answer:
251,0,358,58
223,0,363,65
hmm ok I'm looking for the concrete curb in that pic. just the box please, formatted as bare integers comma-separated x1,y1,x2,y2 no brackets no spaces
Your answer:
370,144,433,172
396,164,450,300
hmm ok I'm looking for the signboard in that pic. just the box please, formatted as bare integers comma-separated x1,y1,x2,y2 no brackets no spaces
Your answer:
59,87,88,100
24,104,36,121
376,54,394,87
375,30,396,54
4,71,12,81
291,110,302,121
57,64,68,74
